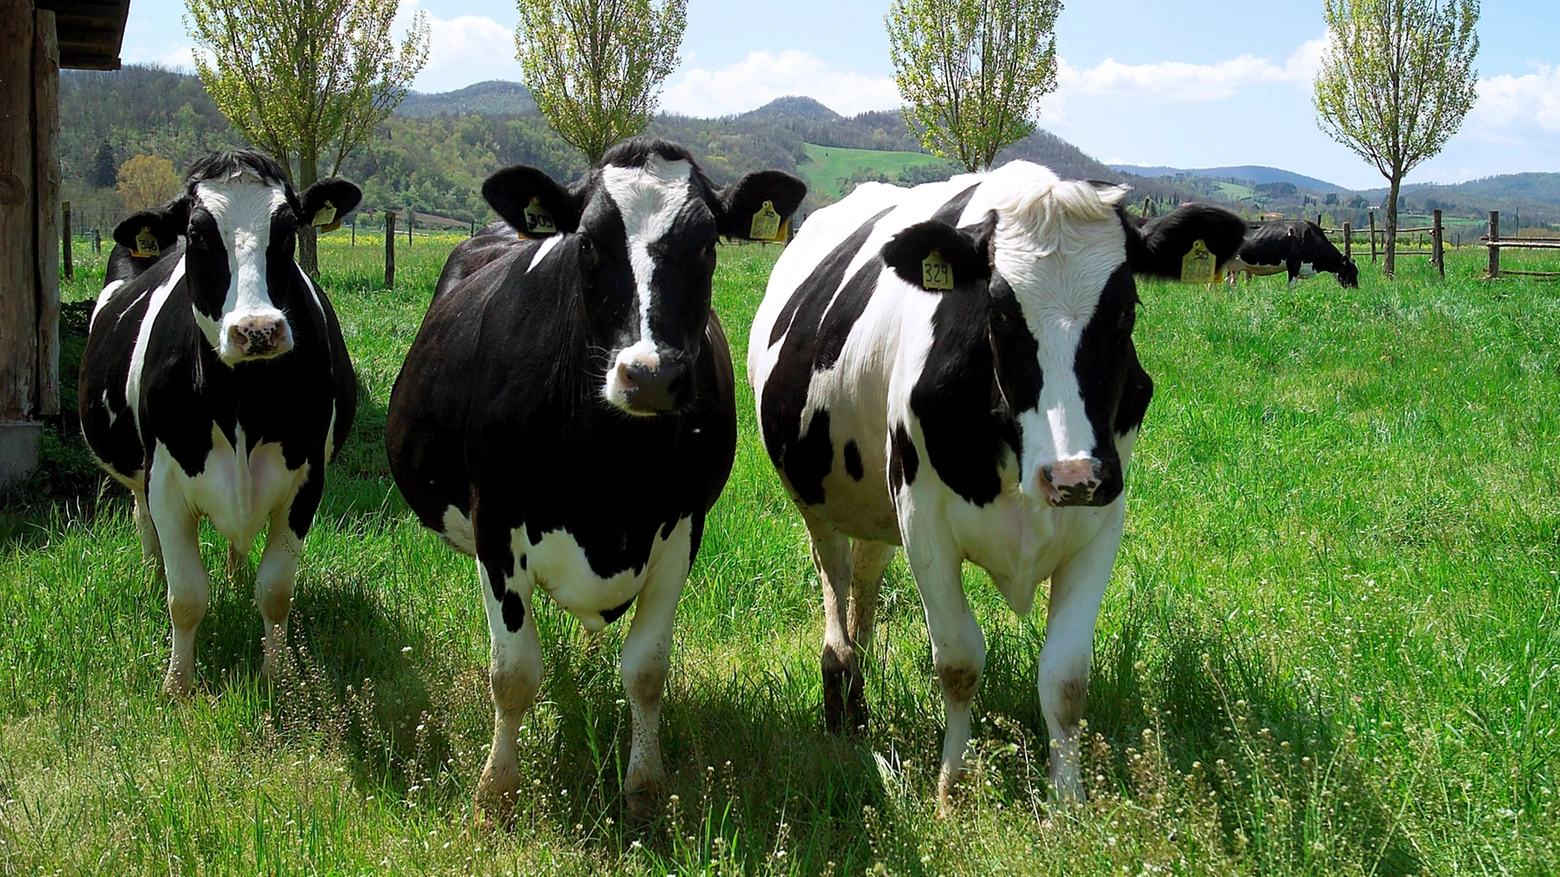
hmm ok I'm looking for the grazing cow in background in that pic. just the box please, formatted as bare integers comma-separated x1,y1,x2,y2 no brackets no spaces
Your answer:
1226,219,1359,287
386,138,804,820
79,150,360,697
749,165,1244,809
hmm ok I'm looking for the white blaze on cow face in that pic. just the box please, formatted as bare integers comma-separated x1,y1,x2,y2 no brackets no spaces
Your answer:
193,174,294,365
598,155,696,413
989,178,1129,505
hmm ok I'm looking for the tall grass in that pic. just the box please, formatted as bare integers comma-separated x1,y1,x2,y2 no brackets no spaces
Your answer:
0,237,1555,874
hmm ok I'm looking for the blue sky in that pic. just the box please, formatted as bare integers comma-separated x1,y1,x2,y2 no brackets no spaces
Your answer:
120,0,1559,190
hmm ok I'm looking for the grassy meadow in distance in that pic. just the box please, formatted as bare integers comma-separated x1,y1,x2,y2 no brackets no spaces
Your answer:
1,230,1557,875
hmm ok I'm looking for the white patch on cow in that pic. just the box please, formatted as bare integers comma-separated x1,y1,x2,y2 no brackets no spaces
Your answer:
599,155,695,411
441,505,477,555
510,517,690,633
987,172,1128,502
160,424,309,549
528,234,563,272
125,259,189,438
195,174,292,364
91,279,126,328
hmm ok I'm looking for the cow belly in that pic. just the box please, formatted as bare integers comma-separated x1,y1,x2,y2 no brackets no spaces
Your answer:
521,519,690,631
1228,258,1286,277
159,425,308,546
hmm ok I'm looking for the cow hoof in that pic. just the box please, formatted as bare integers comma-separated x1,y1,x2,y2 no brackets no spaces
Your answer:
822,652,864,736
474,765,521,830
844,684,870,737
623,786,661,822
936,768,965,817
162,669,194,699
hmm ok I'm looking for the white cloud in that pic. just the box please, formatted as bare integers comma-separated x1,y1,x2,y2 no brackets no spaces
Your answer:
659,50,901,117
1055,38,1326,101
1471,63,1560,133
411,10,523,93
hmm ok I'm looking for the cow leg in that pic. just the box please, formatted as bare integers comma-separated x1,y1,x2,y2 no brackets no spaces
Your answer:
474,555,542,826
905,536,985,813
254,511,303,679
846,539,895,731
620,518,692,810
1038,501,1125,801
147,468,208,698
807,522,862,735
130,485,164,576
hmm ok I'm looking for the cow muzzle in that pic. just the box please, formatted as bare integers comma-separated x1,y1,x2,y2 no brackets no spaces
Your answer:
611,348,688,414
1038,458,1104,507
226,313,293,361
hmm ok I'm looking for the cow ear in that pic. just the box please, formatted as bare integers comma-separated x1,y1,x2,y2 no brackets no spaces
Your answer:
881,218,993,292
1124,203,1246,279
299,178,362,229
113,195,188,255
716,170,807,241
482,165,580,238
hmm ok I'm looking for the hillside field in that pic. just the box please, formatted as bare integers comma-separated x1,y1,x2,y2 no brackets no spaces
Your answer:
797,143,954,202
1,237,1557,875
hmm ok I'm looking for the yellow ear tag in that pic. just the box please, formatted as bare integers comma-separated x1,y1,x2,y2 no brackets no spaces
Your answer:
311,200,342,234
523,197,557,235
132,226,159,259
750,200,783,241
1180,239,1217,283
921,249,954,290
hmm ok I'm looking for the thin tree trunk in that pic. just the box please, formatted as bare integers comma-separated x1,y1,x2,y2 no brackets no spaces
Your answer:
297,149,319,277
1384,174,1401,279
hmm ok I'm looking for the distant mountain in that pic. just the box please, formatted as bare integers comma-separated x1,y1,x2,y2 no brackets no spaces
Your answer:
735,96,843,125
396,81,538,117
1115,164,1349,193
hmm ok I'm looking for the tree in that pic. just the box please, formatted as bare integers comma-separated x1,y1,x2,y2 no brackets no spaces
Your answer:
117,154,181,211
886,0,1062,172
1314,0,1479,277
514,0,688,163
186,0,430,274
90,141,118,189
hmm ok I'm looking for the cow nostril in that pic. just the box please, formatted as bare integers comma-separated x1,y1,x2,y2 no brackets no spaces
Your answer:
617,361,637,388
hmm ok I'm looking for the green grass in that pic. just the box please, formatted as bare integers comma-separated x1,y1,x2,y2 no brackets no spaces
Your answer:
797,144,953,202
2,236,1558,875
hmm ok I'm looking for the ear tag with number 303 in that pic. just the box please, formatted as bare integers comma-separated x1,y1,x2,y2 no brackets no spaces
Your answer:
311,200,342,234
1180,239,1217,283
524,197,557,236
921,249,954,290
750,200,783,242
132,226,159,259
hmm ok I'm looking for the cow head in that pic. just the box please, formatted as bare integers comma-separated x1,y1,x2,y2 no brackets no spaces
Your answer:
883,171,1244,507
482,138,805,416
1338,257,1360,287
113,151,362,366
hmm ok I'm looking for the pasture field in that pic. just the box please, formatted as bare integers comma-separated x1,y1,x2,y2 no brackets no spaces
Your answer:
798,145,953,202
1,234,1557,876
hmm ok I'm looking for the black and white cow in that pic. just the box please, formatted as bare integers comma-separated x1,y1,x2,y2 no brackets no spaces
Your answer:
386,138,804,819
79,150,360,697
1225,219,1359,287
749,166,1244,809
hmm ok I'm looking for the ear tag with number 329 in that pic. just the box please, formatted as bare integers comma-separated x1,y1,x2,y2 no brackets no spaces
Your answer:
132,226,159,259
524,197,557,236
1180,239,1217,283
750,200,783,242
921,249,954,290
311,200,342,234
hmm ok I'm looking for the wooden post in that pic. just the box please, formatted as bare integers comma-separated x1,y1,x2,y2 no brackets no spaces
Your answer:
33,11,58,418
384,211,396,288
350,217,355,247
1431,209,1444,277
1342,222,1351,258
1143,197,1152,218
0,2,37,429
407,213,413,244
1487,210,1499,279
60,200,71,281
92,227,100,253
1369,211,1378,262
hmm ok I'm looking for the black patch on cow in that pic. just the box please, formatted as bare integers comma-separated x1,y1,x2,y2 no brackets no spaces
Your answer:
888,423,918,491
910,274,1010,506
843,440,864,481
600,595,636,624
759,208,893,506
1063,263,1143,506
932,183,980,226
519,554,527,570
501,591,526,631
1115,345,1154,436
987,274,1041,415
